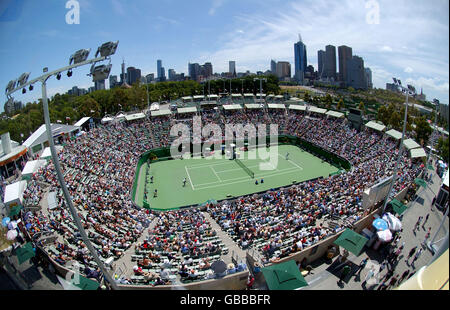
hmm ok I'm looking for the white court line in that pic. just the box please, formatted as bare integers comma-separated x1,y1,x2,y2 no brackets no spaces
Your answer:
279,153,304,171
210,166,222,182
193,167,302,191
185,166,195,190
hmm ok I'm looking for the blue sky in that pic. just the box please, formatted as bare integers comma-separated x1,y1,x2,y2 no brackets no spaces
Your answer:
0,0,448,111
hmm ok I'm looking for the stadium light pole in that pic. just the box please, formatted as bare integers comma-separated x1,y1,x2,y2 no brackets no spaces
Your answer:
381,78,416,214
6,42,120,290
254,78,267,107
425,99,440,169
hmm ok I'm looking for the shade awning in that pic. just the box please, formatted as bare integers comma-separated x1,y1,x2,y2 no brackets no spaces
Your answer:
309,106,327,114
124,113,146,122
410,148,427,159
73,117,91,127
390,199,408,215
365,121,386,132
16,242,35,265
41,146,63,159
261,260,308,290
333,228,368,256
22,160,47,177
288,105,307,111
151,110,171,117
326,110,344,118
386,129,402,140
267,104,286,109
177,107,197,114
223,104,243,111
403,138,421,150
245,104,262,109
3,180,27,206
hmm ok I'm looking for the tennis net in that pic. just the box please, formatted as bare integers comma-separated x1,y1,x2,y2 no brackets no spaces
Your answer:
235,158,255,179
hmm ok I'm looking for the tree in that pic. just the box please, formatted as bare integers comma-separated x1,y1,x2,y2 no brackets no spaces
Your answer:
358,101,365,113
337,98,344,111
389,111,402,131
324,94,333,110
304,92,311,103
414,117,433,146
436,137,449,163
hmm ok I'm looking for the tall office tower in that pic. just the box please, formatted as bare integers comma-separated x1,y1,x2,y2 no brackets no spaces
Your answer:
94,79,106,91
146,73,155,82
229,61,236,77
338,45,353,85
364,68,373,89
203,62,213,78
120,59,127,84
160,67,166,81
348,56,367,90
188,62,201,81
168,69,176,81
294,34,307,83
109,75,118,88
270,59,277,74
157,60,162,79
318,50,326,78
276,61,291,79
127,67,142,85
324,45,337,80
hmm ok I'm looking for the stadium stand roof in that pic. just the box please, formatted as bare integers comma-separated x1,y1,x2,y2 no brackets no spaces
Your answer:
245,104,262,109
309,106,327,114
365,121,386,132
267,104,286,109
181,96,193,101
326,110,344,118
177,107,197,114
231,94,243,97
193,95,205,100
125,113,146,122
41,146,63,159
410,148,427,158
223,104,243,111
23,124,79,149
288,105,307,111
403,138,421,150
151,110,171,117
244,93,255,97
386,129,402,140
275,95,284,99
256,93,266,97
73,117,91,127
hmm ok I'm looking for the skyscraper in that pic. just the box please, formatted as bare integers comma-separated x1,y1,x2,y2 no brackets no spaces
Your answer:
120,59,127,85
348,56,367,90
324,45,337,80
276,62,291,79
365,68,373,89
294,34,307,83
338,45,353,85
229,61,236,77
168,69,176,81
203,62,213,78
318,50,326,78
271,60,277,74
127,67,141,85
188,63,200,81
109,75,118,89
157,60,162,79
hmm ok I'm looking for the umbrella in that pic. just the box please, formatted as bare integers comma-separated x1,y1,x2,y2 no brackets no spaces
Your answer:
261,260,308,290
8,221,17,230
211,260,227,274
372,218,389,231
6,230,18,240
2,217,11,227
377,229,393,242
383,213,402,232
16,242,36,265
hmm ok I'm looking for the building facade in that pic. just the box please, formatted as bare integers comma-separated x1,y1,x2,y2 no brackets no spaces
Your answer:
276,61,291,80
294,37,307,84
348,56,367,90
324,45,337,81
338,45,352,85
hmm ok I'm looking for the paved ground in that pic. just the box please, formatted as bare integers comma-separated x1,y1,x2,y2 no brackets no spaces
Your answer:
300,163,448,290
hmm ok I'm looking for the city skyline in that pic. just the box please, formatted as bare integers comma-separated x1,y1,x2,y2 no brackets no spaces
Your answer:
0,0,448,110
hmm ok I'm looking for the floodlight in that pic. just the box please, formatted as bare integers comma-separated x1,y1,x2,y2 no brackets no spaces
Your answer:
95,41,119,58
398,80,402,86
5,80,16,94
56,73,62,80
29,85,34,91
69,48,91,65
393,78,397,84
67,70,73,77
22,88,26,94
90,63,112,82
17,72,31,86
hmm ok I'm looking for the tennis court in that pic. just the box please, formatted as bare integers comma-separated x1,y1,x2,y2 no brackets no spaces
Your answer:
135,144,339,210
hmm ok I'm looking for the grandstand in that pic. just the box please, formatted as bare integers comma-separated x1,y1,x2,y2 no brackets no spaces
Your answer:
13,99,428,289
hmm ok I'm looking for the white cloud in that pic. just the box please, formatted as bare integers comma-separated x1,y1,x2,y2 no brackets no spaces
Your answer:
404,67,413,73
209,0,225,16
381,46,393,52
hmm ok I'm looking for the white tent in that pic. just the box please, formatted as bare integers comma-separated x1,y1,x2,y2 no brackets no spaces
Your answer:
21,160,47,179
101,116,114,124
41,146,63,160
47,192,58,210
150,102,160,111
410,148,427,159
3,180,27,207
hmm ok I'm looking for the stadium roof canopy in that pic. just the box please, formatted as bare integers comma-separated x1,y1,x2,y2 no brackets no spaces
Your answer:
365,121,386,132
231,94,243,97
245,104,261,109
403,138,421,150
193,95,205,100
73,117,91,127
386,129,402,140
289,105,307,111
256,93,266,97
23,124,79,149
326,110,344,118
223,104,243,111
244,93,255,97
125,113,146,122
21,160,47,179
275,95,284,99
177,107,197,114
267,104,286,109
151,110,171,117
309,106,327,114
410,148,427,158
181,96,193,101
207,94,219,99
